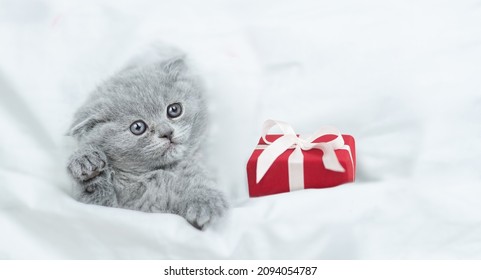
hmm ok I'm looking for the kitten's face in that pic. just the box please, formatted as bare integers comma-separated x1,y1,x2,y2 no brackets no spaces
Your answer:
71,59,207,172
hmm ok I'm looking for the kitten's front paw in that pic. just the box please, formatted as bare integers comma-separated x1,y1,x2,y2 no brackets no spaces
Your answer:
184,188,229,230
67,147,107,186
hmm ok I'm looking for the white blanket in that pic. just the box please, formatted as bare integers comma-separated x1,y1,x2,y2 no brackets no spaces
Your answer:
1,0,480,259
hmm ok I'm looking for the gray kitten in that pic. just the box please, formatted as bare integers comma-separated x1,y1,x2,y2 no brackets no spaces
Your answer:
66,53,228,229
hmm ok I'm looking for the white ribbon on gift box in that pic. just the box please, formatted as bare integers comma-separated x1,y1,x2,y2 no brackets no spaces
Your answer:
256,119,354,192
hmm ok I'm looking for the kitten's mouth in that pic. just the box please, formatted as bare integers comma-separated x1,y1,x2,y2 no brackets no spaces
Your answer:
160,141,177,156
169,137,180,145
148,137,183,160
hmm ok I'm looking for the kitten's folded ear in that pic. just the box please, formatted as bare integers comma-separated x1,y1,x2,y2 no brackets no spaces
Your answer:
161,56,188,81
67,112,106,138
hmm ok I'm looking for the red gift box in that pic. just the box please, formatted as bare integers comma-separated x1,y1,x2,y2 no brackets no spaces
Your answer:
247,120,356,197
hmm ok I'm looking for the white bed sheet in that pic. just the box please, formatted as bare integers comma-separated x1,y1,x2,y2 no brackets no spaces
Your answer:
1,0,480,259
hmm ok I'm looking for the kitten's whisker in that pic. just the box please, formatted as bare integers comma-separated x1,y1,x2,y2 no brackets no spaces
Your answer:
172,127,189,143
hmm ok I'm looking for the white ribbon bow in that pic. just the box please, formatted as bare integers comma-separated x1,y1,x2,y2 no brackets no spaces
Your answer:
256,120,349,191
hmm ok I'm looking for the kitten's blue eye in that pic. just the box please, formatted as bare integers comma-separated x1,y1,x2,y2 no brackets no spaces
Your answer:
130,120,147,135
167,103,183,119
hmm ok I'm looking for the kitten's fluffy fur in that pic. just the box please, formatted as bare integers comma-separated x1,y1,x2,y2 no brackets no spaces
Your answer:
67,53,228,229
